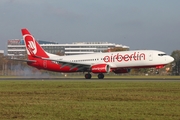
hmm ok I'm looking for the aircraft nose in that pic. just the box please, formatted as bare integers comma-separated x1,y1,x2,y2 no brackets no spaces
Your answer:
168,56,174,63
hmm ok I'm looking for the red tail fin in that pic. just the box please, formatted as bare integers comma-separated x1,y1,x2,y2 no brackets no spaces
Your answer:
21,28,49,59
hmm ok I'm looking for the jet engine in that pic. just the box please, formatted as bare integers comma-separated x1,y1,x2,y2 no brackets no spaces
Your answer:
91,64,110,73
112,68,131,74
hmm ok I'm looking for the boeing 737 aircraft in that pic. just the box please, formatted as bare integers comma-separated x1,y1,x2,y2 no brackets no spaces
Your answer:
16,28,174,79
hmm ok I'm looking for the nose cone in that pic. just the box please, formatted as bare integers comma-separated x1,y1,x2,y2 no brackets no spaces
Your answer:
168,56,174,63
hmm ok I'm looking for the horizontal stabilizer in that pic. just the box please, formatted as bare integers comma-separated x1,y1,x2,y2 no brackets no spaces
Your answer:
9,58,36,63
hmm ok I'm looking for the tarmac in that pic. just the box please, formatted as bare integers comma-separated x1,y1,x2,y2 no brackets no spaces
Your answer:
0,77,180,81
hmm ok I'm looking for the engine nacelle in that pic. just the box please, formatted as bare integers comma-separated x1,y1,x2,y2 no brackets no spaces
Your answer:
155,65,164,69
112,68,131,74
91,64,110,73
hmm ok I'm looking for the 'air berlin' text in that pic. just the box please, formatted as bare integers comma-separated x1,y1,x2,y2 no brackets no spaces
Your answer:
103,52,145,63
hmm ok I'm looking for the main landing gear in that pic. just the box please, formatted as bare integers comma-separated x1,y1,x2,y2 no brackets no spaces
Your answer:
85,73,92,79
97,73,104,79
84,73,104,79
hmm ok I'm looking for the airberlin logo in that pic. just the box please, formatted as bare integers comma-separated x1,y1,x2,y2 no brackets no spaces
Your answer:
103,52,146,63
23,35,37,55
92,67,105,71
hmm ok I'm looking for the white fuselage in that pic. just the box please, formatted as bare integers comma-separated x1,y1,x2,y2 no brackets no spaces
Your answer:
48,50,174,69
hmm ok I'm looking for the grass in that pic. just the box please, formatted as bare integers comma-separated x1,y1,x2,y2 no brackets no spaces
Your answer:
0,80,180,120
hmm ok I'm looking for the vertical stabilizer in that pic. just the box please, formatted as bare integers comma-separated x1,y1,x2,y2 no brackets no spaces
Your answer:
21,28,49,59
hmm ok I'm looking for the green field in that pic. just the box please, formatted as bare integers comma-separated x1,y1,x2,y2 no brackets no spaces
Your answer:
0,80,180,120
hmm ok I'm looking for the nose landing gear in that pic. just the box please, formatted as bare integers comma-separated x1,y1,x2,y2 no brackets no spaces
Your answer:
155,70,159,74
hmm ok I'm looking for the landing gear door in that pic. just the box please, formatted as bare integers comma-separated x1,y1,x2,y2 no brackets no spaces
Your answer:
149,52,153,61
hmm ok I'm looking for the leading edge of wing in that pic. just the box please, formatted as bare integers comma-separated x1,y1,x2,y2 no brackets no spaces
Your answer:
42,57,91,67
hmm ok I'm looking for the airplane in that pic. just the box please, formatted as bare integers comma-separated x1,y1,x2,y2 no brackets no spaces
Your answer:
14,28,174,79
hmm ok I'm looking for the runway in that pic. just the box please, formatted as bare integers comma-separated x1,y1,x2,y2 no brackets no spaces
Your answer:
0,77,180,81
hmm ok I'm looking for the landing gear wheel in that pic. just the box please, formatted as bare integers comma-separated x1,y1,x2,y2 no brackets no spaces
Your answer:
98,73,104,79
155,71,159,74
85,73,92,79
155,69,159,74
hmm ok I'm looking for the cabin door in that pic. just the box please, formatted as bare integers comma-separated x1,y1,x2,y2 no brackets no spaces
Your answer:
149,52,153,61
43,60,47,68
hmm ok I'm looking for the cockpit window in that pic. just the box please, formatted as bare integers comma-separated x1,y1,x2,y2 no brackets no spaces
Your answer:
158,54,166,56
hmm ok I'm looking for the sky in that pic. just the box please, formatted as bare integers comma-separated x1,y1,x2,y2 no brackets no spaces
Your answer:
0,0,180,55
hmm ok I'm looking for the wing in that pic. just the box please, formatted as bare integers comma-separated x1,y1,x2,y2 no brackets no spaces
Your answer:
42,57,91,72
